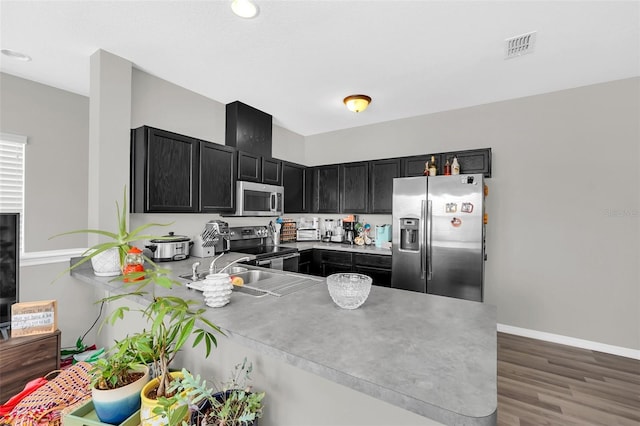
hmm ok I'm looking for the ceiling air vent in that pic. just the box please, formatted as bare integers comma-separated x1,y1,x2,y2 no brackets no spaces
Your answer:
504,31,536,59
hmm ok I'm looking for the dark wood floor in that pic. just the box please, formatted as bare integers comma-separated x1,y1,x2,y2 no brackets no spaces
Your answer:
497,332,640,426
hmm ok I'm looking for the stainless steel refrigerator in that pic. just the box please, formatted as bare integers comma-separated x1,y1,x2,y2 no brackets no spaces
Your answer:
391,174,486,302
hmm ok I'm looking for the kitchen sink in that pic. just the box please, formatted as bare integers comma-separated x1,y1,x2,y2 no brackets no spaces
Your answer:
182,267,321,298
231,270,278,284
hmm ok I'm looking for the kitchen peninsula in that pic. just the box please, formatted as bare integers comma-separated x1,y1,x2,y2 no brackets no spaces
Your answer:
71,255,496,426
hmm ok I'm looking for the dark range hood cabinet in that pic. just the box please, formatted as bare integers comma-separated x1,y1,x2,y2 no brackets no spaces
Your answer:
226,101,273,158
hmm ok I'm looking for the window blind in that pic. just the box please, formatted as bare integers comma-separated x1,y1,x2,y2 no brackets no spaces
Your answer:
0,132,27,252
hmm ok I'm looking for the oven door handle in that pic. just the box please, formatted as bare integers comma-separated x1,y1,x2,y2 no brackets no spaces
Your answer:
256,259,272,267
281,252,300,260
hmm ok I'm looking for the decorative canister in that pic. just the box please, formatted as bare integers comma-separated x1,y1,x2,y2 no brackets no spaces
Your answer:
201,273,233,308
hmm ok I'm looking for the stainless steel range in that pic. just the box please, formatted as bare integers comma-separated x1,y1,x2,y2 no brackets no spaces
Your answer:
229,226,299,272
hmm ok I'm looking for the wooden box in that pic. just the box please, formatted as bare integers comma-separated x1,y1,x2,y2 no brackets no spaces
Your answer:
11,300,57,338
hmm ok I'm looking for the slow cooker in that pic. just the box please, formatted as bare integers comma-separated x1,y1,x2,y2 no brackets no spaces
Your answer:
146,232,192,262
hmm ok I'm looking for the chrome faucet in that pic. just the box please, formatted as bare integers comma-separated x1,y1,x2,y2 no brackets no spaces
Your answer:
190,261,201,281
208,253,225,275
217,256,252,274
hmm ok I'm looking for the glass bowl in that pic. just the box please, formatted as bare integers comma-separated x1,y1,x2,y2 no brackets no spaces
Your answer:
326,273,372,309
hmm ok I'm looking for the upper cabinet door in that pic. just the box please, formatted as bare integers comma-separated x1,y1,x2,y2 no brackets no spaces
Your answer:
237,151,262,182
200,142,235,212
262,157,282,185
445,148,492,177
281,161,309,213
340,162,369,214
312,165,340,213
131,126,199,213
369,158,400,214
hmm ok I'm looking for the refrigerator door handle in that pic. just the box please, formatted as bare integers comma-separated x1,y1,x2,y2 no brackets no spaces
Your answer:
420,200,426,279
427,199,433,280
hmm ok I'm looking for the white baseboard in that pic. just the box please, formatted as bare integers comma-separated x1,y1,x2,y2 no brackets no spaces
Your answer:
498,323,640,360
21,248,87,267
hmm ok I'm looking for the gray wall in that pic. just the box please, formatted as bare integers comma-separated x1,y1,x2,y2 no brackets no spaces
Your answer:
307,78,640,350
0,72,98,347
0,72,89,251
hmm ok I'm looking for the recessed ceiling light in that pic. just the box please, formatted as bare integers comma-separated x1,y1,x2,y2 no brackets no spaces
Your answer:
1,49,32,62
231,0,258,19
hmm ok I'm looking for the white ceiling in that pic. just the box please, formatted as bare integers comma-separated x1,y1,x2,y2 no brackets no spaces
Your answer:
1,1,639,136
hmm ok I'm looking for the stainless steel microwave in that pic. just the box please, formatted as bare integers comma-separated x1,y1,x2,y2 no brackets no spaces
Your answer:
225,181,284,217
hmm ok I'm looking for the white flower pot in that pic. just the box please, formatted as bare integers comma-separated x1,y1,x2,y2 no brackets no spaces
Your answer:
92,365,150,424
91,247,122,277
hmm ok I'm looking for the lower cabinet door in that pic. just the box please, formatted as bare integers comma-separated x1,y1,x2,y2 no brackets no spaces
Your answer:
354,266,392,287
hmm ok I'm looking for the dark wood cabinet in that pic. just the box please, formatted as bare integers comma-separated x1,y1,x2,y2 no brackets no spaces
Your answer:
369,159,400,214
262,157,282,185
0,330,61,404
282,161,310,213
298,249,314,275
132,126,237,213
131,126,200,213
312,165,341,213
307,250,391,287
237,151,262,182
446,148,492,177
225,101,272,158
200,142,235,212
340,162,369,214
353,253,392,287
313,249,353,276
237,152,282,185
401,154,442,177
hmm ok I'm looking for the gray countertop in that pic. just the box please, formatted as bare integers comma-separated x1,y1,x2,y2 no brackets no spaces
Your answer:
71,254,496,426
280,241,392,255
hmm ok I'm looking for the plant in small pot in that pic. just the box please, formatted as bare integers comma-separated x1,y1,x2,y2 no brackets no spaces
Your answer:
90,332,152,424
50,186,171,278
155,358,265,426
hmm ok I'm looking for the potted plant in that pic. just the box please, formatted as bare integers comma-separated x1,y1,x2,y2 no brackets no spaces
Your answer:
90,333,152,424
101,273,224,426
52,188,225,425
50,186,171,278
154,358,265,426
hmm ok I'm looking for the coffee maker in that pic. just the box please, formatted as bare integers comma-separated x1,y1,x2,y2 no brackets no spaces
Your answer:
343,221,356,245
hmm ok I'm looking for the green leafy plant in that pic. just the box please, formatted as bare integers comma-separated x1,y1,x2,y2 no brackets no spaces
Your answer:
103,290,223,399
50,186,172,281
52,187,224,400
154,358,265,426
91,332,152,390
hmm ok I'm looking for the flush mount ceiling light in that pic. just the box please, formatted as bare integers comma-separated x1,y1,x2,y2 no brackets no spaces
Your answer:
1,49,32,62
231,0,258,18
343,94,372,113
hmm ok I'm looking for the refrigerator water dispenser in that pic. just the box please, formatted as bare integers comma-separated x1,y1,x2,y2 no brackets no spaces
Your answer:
399,218,420,251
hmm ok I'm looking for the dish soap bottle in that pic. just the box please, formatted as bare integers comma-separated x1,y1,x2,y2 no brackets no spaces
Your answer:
451,156,460,175
428,155,437,176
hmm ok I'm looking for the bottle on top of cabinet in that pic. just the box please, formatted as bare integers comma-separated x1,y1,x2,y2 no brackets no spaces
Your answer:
451,156,460,175
428,155,437,176
444,158,451,176
423,162,429,176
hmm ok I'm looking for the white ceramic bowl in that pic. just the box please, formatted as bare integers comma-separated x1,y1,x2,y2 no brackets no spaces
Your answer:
327,273,372,309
